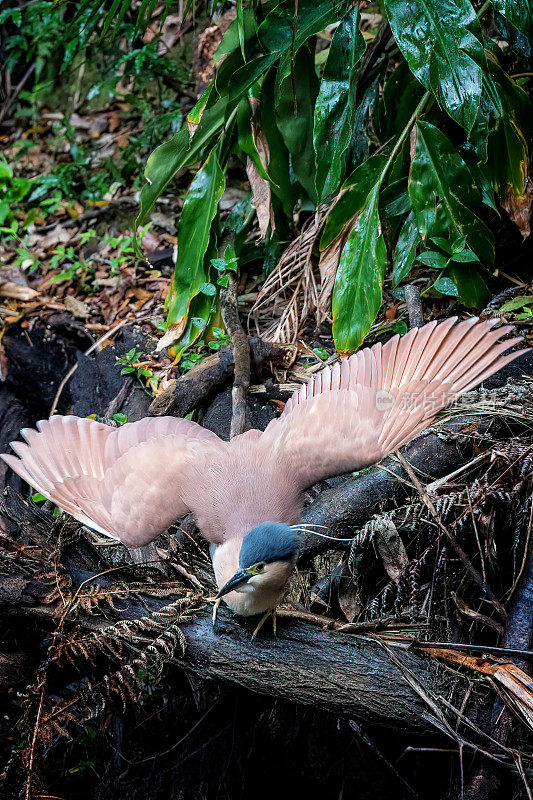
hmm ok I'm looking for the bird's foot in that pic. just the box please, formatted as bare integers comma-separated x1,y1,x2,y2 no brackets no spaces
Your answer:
251,608,277,640
212,597,222,626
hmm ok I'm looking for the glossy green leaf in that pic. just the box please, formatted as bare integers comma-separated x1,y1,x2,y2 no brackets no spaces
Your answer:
260,74,295,215
166,150,225,336
434,264,491,309
430,236,452,253
383,0,484,131
332,183,387,354
449,249,479,262
136,97,229,232
172,292,215,362
491,0,532,39
321,154,388,250
376,60,426,142
471,60,532,200
417,250,447,268
237,0,246,60
451,235,467,252
215,4,258,61
500,295,533,312
392,211,421,287
379,179,411,218
313,6,366,202
409,121,494,264
237,98,270,181
274,0,347,95
275,43,318,202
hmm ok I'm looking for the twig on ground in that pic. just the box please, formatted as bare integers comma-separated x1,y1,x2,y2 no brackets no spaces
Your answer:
395,450,507,618
220,272,250,438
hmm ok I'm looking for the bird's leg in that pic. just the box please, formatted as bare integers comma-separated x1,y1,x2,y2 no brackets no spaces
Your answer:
212,597,222,626
251,608,277,640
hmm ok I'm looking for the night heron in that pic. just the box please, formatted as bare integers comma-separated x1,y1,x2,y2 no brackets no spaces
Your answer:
2,318,525,631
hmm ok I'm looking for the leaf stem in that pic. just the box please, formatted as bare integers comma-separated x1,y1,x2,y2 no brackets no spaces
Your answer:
378,90,431,185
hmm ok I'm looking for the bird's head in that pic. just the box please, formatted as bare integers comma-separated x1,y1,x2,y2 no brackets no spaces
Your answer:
215,522,301,603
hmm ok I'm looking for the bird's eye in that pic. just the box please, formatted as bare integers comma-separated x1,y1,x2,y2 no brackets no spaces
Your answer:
250,562,265,575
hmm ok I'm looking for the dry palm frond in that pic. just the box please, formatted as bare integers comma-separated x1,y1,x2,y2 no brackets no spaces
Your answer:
249,209,327,343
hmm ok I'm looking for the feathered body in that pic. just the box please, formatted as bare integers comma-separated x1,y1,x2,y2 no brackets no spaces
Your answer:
2,317,526,615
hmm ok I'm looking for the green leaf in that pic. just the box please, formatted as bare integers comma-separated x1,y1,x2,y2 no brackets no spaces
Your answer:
379,179,411,218
383,0,485,131
409,121,494,264
215,4,258,61
32,493,47,503
173,292,214,362
449,249,479,263
274,0,346,94
166,150,225,333
491,0,532,39
430,236,452,254
237,97,270,182
260,73,295,216
321,153,388,250
275,43,319,203
471,60,533,200
433,275,458,297
451,235,467,253
136,97,229,233
113,413,128,425
416,250,448,269
313,5,366,202
332,183,387,354
500,295,533,312
236,0,246,60
313,347,329,360
434,264,491,308
392,211,421,287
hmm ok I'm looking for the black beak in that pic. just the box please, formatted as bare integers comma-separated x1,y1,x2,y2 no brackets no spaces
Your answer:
215,568,252,598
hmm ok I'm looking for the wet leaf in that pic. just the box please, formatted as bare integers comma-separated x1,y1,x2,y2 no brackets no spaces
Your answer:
276,43,318,203
491,0,533,39
392,211,421,288
137,97,229,233
409,121,494,264
332,182,387,354
164,150,225,339
313,5,366,202
383,0,484,131
321,153,387,250
434,264,491,309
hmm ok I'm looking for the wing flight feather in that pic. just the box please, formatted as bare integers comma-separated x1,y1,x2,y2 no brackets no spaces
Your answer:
2,416,224,545
263,317,526,491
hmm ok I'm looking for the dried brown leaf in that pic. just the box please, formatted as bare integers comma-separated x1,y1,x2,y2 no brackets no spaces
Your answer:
502,177,533,240
373,518,408,583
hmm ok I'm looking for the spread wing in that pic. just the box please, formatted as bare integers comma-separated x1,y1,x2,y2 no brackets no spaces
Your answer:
261,317,526,491
1,415,225,546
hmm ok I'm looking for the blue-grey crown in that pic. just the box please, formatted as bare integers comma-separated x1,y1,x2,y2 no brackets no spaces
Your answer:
239,523,300,569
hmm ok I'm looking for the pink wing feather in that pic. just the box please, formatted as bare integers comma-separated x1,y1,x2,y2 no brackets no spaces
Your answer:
262,317,526,491
1,416,224,546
